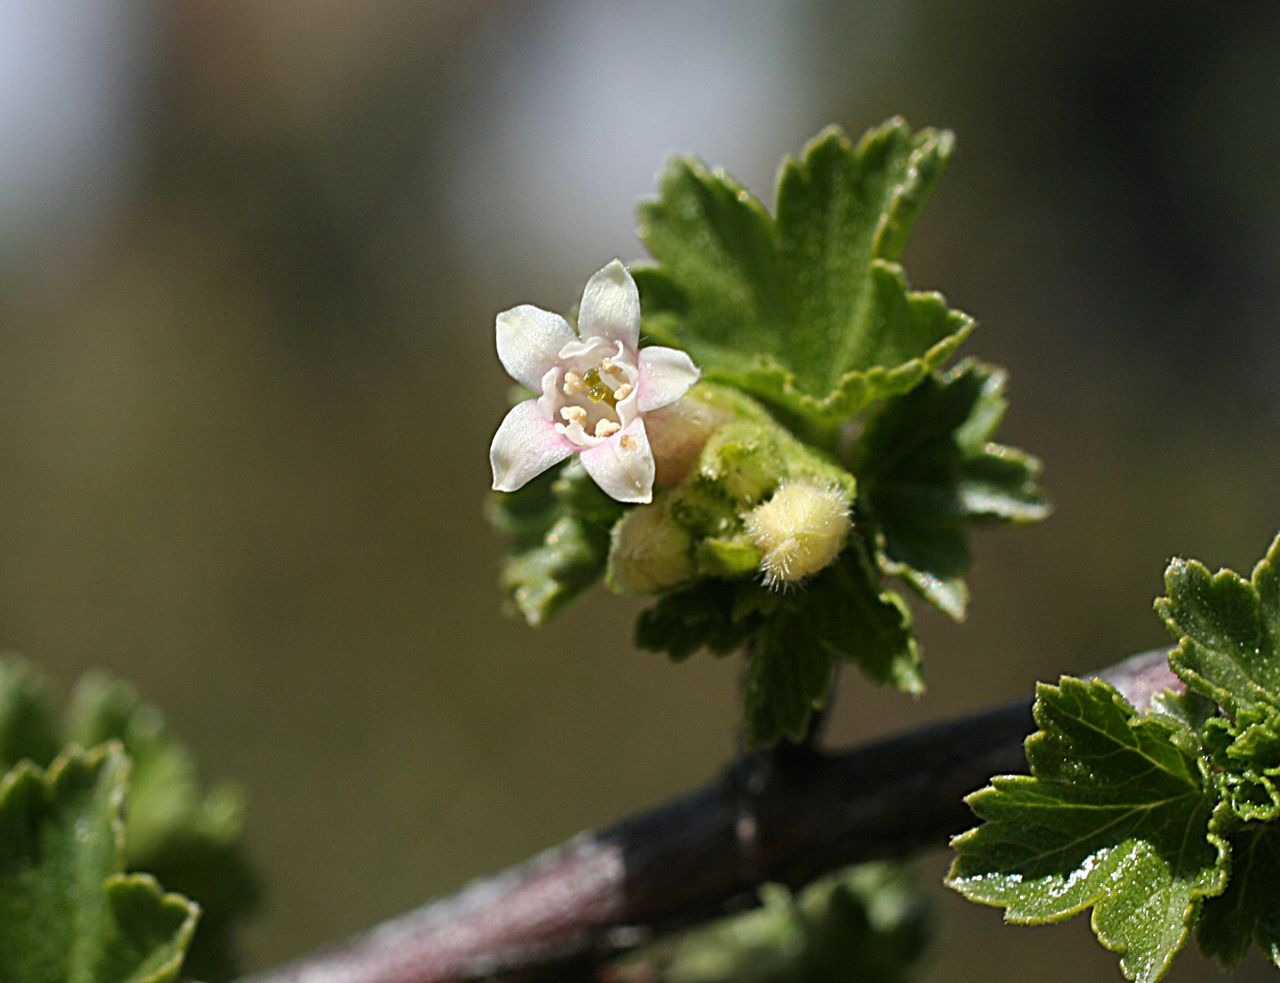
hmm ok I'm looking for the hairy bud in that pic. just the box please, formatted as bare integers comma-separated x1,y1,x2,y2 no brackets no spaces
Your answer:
745,482,852,585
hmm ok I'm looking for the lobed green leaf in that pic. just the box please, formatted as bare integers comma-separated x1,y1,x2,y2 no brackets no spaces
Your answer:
0,745,198,983
486,460,626,625
635,119,972,426
1197,819,1280,968
853,360,1049,619
948,677,1225,983
66,672,259,981
1157,532,1280,715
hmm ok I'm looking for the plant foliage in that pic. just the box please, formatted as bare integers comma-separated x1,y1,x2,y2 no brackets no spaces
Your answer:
615,863,927,983
0,657,257,981
487,119,1048,749
0,743,198,983
634,119,971,425
950,532,1280,980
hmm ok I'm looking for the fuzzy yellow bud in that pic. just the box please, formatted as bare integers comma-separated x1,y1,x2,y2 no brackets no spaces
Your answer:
744,483,851,585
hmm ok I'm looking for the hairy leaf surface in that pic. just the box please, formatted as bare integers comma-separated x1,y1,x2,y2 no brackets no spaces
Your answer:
948,677,1224,983
853,360,1049,618
1157,533,1280,715
635,120,972,425
0,745,197,983
487,460,625,625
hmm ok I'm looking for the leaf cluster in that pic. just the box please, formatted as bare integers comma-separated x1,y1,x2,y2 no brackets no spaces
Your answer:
0,657,258,982
949,532,1280,981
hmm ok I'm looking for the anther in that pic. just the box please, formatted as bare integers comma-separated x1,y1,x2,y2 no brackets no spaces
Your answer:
560,406,587,426
562,371,586,396
614,383,633,401
619,435,637,450
594,420,621,438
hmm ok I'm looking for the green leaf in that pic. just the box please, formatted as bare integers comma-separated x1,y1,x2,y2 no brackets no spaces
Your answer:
853,360,1049,619
1157,532,1280,715
634,579,778,663
0,656,60,771
1196,819,1280,968
486,460,625,625
66,672,258,982
745,546,919,747
0,744,198,983
653,863,927,983
948,677,1226,983
636,545,917,748
636,119,972,425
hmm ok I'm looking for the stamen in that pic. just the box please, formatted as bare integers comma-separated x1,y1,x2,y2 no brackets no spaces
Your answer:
594,420,621,438
560,406,587,426
613,383,633,401
562,371,586,396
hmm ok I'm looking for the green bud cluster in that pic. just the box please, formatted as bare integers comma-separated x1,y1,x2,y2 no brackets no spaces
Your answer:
607,383,856,595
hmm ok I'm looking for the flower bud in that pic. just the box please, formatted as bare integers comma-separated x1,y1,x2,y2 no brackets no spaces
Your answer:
645,390,736,488
745,482,852,585
606,497,694,593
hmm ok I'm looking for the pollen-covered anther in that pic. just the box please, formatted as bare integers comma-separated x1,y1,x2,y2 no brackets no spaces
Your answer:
614,383,633,401
620,435,637,451
560,406,587,426
745,482,851,586
562,371,586,396
594,420,621,438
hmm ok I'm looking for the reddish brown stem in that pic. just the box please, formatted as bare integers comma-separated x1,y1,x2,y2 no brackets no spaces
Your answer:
238,650,1176,983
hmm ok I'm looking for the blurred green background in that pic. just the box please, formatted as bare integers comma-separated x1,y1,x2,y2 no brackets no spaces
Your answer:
2,1,1279,980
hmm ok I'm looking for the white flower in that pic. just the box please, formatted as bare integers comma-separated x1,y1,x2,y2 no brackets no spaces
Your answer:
490,260,700,504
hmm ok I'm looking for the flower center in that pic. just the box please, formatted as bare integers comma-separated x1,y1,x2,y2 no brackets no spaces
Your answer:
547,345,638,447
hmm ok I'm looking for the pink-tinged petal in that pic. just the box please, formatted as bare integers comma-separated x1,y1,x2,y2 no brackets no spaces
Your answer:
579,417,655,504
636,346,701,411
496,305,576,391
490,399,576,492
577,259,640,351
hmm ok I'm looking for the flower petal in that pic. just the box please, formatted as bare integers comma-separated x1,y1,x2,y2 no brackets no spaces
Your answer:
490,399,576,492
579,417,654,504
577,259,640,351
497,305,576,391
636,346,701,412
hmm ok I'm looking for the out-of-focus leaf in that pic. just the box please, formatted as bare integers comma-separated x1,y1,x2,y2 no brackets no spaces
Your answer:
0,744,198,983
640,863,926,983
0,655,60,771
66,672,258,982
